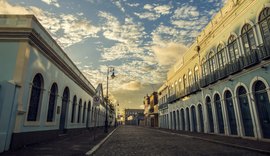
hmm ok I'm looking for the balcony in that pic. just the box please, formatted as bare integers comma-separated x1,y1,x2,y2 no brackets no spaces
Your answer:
158,103,168,110
258,44,270,60
167,94,177,103
242,50,260,68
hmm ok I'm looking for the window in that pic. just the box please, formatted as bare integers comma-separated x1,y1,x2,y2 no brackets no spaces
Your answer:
179,78,182,92
71,95,77,123
188,70,193,86
201,58,208,77
194,65,199,83
77,99,82,123
241,24,256,55
217,44,227,69
224,90,237,135
47,83,58,122
208,51,216,73
237,86,254,136
206,96,214,132
183,75,187,90
259,7,270,49
27,73,44,121
214,94,224,134
228,35,239,62
82,102,86,123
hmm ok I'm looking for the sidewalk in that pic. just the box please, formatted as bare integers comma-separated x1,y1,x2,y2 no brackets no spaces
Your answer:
0,127,115,156
151,127,270,154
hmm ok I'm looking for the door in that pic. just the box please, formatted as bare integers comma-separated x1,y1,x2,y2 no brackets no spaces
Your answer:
59,87,69,132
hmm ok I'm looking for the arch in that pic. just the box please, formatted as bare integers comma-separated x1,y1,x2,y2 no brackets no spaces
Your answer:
173,111,176,130
180,108,185,130
191,105,197,132
77,99,82,123
258,7,270,54
214,93,225,134
177,109,180,130
183,74,187,92
236,86,254,137
198,104,204,132
227,34,240,63
71,95,77,123
47,83,58,122
27,73,44,121
86,101,91,128
201,57,208,77
206,96,214,132
252,80,270,138
186,107,190,131
224,90,238,135
208,51,217,73
59,87,69,131
216,43,227,69
188,69,193,87
241,23,257,55
82,101,87,123
194,64,199,83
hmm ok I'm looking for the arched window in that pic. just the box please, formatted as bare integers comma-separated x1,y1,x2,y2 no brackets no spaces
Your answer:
201,58,208,77
254,81,270,138
217,44,227,69
259,7,270,49
191,106,197,132
82,102,86,123
47,83,58,122
188,70,193,86
77,99,82,123
71,95,77,123
237,86,254,136
183,75,187,90
214,94,224,134
177,110,180,130
224,90,237,135
179,78,182,92
206,96,214,132
86,101,91,127
194,65,199,83
241,24,256,55
228,35,239,62
60,87,69,131
186,107,190,131
175,81,178,94
198,104,204,132
180,109,185,130
27,73,44,121
208,51,216,73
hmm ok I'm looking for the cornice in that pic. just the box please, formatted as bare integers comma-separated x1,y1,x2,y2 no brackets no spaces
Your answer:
0,28,96,96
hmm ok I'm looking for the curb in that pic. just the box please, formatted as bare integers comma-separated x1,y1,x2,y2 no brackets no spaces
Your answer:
152,128,270,155
85,127,118,155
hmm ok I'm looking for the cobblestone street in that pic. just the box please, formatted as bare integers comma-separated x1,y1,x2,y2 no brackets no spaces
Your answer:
93,126,268,156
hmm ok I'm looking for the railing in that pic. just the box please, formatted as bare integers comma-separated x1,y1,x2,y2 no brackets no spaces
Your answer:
158,103,168,110
258,44,270,60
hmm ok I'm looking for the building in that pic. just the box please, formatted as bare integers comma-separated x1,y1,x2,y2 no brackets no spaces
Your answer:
158,0,270,141
143,92,159,127
143,94,150,126
0,15,110,152
124,109,144,126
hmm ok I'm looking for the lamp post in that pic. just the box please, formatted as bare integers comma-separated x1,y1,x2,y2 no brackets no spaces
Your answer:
105,67,115,133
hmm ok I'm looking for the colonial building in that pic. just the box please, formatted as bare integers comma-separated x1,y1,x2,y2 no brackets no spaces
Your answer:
124,109,144,126
143,92,159,127
0,15,109,152
158,0,270,141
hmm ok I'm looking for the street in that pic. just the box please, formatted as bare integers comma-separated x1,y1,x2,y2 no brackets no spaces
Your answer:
93,126,268,156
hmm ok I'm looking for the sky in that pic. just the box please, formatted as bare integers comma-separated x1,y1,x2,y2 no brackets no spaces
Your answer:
0,0,227,110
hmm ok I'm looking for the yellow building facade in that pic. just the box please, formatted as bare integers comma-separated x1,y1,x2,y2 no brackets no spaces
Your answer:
158,0,270,140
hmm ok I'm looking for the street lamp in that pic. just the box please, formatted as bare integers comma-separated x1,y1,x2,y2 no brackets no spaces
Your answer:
105,67,115,133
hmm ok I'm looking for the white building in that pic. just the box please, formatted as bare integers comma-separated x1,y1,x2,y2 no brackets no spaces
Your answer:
158,0,270,141
0,15,107,152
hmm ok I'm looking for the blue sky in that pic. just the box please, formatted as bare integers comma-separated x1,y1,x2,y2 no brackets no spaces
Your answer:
1,0,226,110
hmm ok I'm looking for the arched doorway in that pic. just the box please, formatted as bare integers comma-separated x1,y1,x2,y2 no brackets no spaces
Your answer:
177,110,180,130
206,96,214,132
224,91,238,135
186,108,190,131
173,111,176,130
60,87,69,132
181,109,185,130
214,94,224,134
254,81,270,138
237,86,254,137
198,104,204,132
191,106,197,132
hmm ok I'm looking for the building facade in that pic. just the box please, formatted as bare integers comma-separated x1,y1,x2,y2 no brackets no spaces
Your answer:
124,109,144,126
158,0,270,141
0,15,109,152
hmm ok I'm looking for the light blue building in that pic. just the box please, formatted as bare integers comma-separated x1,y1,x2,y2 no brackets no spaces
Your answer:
0,15,108,152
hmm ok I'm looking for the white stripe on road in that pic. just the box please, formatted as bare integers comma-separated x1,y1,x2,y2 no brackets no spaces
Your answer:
85,127,118,155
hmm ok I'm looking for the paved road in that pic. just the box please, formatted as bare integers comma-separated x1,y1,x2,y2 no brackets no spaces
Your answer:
93,126,267,156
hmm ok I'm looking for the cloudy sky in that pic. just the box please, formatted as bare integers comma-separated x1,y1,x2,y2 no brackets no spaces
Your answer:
0,0,226,110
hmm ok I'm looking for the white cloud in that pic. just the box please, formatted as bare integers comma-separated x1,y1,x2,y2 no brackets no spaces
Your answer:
126,3,139,7
134,12,160,21
41,0,60,8
153,5,172,15
111,0,125,12
0,0,100,48
135,4,172,21
172,6,199,19
120,81,142,91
